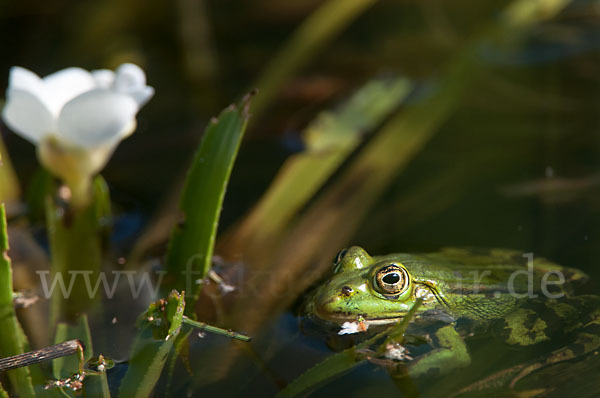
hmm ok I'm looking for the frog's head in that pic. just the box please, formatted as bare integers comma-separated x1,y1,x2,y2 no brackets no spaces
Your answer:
309,246,421,324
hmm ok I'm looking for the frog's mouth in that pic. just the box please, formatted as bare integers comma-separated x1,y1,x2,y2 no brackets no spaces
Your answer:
360,317,405,326
362,315,408,324
309,302,405,325
308,313,405,330
307,289,411,325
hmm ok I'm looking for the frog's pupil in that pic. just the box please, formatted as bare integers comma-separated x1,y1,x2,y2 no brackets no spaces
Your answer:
383,273,400,284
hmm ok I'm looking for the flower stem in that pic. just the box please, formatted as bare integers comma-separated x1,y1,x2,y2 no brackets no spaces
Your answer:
182,317,251,342
45,176,111,326
67,177,92,209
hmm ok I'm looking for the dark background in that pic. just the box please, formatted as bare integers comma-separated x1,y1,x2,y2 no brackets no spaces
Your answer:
1,0,599,292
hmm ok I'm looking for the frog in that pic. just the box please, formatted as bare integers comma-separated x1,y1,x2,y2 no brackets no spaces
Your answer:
306,246,600,388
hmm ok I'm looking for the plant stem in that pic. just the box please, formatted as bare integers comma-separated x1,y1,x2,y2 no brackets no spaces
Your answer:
182,317,251,342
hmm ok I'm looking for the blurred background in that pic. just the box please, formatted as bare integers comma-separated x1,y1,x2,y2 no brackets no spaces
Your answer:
2,0,599,276
1,0,599,395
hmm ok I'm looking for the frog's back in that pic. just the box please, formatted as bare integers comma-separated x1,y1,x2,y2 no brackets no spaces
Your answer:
374,247,588,322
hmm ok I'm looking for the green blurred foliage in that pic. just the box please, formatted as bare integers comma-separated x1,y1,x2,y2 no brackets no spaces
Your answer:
2,2,599,285
1,0,600,395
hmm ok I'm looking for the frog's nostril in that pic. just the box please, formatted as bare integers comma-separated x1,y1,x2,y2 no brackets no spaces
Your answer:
341,286,353,296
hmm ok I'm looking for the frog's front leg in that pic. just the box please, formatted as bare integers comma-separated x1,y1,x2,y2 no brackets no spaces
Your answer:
406,324,471,378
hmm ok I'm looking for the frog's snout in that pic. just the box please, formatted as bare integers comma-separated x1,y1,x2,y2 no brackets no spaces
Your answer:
312,291,341,315
310,284,360,320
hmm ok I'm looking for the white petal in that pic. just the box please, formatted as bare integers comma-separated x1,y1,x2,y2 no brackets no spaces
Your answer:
2,88,55,143
43,67,96,115
91,69,115,88
113,63,146,92
8,66,45,95
131,86,155,107
112,63,154,106
57,89,138,148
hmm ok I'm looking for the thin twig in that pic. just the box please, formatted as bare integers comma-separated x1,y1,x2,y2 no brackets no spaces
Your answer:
0,340,84,372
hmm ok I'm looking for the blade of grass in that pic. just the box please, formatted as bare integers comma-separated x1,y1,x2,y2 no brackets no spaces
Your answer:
0,383,8,398
276,300,421,398
0,204,35,398
117,291,185,398
249,0,378,121
165,94,253,301
221,77,413,258
0,139,20,212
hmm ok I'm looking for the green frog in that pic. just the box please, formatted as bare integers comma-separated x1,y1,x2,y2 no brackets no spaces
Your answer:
306,246,600,387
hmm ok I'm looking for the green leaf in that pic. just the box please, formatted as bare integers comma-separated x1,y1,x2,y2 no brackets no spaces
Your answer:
0,382,8,398
0,138,21,210
225,77,413,254
117,291,186,398
165,95,252,298
276,300,421,398
0,204,36,398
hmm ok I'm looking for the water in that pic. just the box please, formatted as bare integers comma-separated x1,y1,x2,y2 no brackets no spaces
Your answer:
2,0,600,396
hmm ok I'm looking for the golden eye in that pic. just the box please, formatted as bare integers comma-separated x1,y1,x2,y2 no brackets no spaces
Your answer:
374,264,409,296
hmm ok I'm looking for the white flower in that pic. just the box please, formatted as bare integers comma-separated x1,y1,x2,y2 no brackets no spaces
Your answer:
2,63,154,206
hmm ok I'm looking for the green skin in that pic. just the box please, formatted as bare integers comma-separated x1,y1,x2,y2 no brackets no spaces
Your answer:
307,246,600,381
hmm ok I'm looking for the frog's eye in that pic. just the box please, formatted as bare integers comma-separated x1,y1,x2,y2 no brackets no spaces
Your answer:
334,248,348,265
332,248,348,273
374,264,409,296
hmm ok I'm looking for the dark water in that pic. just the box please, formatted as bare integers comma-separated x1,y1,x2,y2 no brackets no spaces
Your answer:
2,0,600,396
